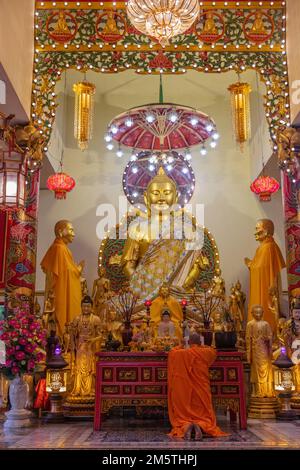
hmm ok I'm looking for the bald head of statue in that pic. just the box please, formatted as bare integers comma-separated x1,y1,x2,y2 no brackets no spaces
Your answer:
188,332,202,346
54,220,75,244
255,219,274,243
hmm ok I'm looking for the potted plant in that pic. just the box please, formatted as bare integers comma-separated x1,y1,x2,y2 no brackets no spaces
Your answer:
0,310,47,429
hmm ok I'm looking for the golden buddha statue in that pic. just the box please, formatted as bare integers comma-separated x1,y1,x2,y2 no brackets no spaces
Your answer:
202,12,218,35
245,219,285,334
157,309,176,338
42,289,56,334
105,307,123,344
54,11,70,34
41,220,83,337
69,296,102,399
211,268,225,298
251,12,266,35
246,305,275,398
102,11,119,35
121,167,209,301
268,286,280,329
92,267,113,321
150,283,183,340
229,286,243,333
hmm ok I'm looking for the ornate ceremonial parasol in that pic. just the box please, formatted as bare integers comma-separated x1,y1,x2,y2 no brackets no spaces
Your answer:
105,75,219,158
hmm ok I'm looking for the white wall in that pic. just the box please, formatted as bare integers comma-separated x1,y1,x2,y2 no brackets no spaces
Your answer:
36,70,287,306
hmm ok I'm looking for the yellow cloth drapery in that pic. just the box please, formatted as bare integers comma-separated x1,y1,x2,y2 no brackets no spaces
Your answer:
41,238,82,336
248,236,285,333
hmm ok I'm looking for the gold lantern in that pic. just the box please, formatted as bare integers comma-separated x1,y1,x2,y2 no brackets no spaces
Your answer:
73,80,96,151
228,82,251,146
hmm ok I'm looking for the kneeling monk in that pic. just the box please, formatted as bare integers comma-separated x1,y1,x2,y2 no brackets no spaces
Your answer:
168,333,228,439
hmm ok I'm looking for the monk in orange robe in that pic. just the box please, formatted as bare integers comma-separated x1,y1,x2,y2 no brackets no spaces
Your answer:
168,333,228,439
150,283,183,339
41,220,83,337
245,219,285,334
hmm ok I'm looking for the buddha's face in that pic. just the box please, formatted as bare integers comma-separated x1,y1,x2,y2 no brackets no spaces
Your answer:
60,222,75,244
254,222,268,242
159,285,170,298
252,306,263,321
214,312,221,323
99,267,106,278
162,314,170,323
144,181,177,214
82,302,92,315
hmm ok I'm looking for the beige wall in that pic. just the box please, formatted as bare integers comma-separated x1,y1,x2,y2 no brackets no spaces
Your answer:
0,0,35,119
287,0,300,124
36,70,287,307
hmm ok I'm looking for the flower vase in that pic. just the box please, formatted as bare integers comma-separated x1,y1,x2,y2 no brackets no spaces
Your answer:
4,375,32,430
122,321,133,348
202,320,213,346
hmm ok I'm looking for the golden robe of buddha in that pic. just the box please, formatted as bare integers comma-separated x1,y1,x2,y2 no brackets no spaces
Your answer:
121,167,209,301
41,220,84,337
246,305,275,398
245,219,285,334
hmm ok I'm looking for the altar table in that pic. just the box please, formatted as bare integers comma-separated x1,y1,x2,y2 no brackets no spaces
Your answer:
94,351,247,431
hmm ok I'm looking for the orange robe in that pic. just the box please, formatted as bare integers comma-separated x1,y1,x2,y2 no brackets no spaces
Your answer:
150,295,183,339
248,236,285,333
168,345,228,437
41,238,82,336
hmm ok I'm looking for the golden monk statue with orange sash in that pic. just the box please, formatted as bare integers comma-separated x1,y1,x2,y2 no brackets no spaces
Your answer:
245,219,285,334
41,220,84,337
168,333,228,439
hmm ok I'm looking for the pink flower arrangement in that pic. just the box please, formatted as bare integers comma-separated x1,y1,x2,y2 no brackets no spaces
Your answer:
0,311,47,378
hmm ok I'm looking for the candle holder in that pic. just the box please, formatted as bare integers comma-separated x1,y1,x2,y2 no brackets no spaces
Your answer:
181,298,188,322
45,346,69,423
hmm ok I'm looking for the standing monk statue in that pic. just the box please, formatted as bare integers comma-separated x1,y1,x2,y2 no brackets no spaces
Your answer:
41,220,84,337
245,219,285,334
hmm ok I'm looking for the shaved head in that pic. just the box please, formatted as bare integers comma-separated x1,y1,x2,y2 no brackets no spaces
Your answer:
257,219,274,236
189,333,202,345
54,219,71,237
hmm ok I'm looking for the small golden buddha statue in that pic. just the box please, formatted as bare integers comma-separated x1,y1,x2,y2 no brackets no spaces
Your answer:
106,307,123,344
246,305,275,398
268,286,280,328
202,12,218,34
157,309,176,338
211,268,225,298
43,289,56,334
150,283,183,340
54,11,70,34
92,267,113,321
251,12,266,35
102,11,119,35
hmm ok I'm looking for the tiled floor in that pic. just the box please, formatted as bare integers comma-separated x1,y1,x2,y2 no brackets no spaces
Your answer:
1,414,300,449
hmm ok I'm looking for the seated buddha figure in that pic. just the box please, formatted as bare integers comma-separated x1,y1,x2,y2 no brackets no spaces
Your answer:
251,12,266,35
202,12,218,35
150,283,183,340
121,167,209,302
102,11,119,35
157,310,176,338
54,11,70,34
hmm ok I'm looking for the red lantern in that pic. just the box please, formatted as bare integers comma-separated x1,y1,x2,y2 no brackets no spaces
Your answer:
250,175,280,202
47,172,75,199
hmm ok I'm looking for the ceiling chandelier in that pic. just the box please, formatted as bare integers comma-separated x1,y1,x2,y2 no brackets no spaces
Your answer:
126,0,200,47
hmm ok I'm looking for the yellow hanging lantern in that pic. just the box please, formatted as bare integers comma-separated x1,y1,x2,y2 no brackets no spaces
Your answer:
73,80,96,151
228,82,251,146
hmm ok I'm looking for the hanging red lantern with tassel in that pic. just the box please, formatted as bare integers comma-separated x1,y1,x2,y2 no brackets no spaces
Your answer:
47,172,75,199
250,175,280,202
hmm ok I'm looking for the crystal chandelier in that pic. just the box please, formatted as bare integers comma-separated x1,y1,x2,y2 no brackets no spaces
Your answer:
73,80,96,151
127,0,200,47
228,81,251,146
